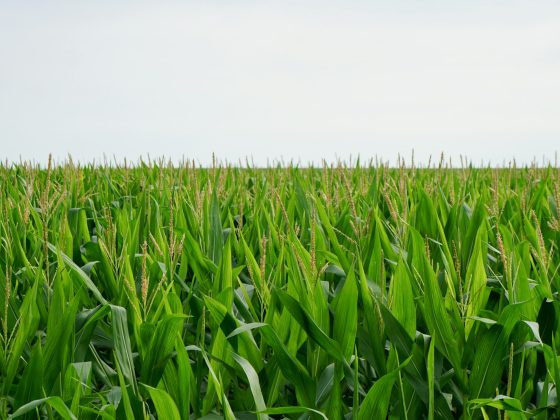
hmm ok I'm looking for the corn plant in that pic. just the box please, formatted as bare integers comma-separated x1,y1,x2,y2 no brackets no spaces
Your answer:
0,157,558,419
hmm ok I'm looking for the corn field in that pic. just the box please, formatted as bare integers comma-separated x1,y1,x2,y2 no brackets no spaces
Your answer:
0,157,559,419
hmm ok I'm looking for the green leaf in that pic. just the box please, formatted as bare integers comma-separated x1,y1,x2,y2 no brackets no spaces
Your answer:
208,190,223,265
47,242,107,305
144,385,181,420
358,356,411,420
4,281,40,395
427,335,435,420
232,353,267,418
333,268,359,360
258,406,328,419
140,314,185,386
275,288,344,361
110,305,138,395
389,259,416,339
11,397,77,420
469,324,508,399
464,225,490,338
14,341,44,413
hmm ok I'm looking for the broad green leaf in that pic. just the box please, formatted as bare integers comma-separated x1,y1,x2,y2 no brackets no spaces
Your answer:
232,353,267,418
275,289,344,361
358,356,411,420
110,305,138,395
469,324,508,399
464,225,490,338
333,268,359,360
140,314,185,386
144,385,181,420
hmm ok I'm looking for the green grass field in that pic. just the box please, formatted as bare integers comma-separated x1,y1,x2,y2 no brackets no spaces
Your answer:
0,158,559,419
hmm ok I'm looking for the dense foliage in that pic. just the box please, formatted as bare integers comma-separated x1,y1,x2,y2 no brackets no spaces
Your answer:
0,158,559,419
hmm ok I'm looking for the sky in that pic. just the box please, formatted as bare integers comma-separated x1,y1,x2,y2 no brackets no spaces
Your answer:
1,0,559,166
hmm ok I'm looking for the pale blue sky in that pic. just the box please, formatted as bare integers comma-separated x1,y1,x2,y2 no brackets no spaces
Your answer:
1,1,559,166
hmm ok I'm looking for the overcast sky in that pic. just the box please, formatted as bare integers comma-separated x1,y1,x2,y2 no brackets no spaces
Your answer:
1,1,559,166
